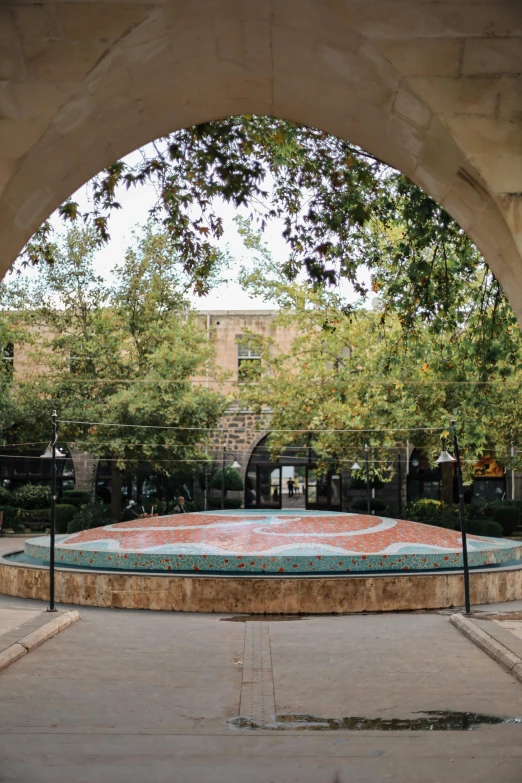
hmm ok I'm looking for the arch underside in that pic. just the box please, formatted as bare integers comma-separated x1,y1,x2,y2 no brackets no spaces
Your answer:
1,1,521,317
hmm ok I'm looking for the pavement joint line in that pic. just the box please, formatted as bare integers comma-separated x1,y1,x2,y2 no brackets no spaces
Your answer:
450,613,522,684
0,610,80,673
238,621,276,726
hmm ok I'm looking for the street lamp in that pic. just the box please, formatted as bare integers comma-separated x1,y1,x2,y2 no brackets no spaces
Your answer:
41,410,66,613
221,446,241,510
436,421,471,615
365,444,371,515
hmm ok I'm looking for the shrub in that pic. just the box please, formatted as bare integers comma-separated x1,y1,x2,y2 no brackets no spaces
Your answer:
11,484,51,510
350,476,384,490
209,498,242,509
61,490,91,507
0,486,12,506
0,505,24,533
371,499,388,512
404,499,459,530
466,518,504,538
184,500,199,513
210,468,244,493
55,504,77,534
350,498,387,513
66,518,84,534
67,503,110,534
492,505,520,536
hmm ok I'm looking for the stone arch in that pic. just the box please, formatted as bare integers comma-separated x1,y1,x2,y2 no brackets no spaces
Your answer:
1,2,521,317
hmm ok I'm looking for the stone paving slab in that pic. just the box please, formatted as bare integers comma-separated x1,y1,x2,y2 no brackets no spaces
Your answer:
0,609,67,654
1,599,522,781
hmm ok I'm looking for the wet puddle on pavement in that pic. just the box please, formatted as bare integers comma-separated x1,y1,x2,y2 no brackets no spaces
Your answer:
221,614,308,622
228,711,522,731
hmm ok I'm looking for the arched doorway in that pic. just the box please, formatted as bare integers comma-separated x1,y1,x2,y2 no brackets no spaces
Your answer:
245,435,342,511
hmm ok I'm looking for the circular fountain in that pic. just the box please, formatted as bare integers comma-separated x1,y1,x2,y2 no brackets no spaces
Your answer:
2,510,522,613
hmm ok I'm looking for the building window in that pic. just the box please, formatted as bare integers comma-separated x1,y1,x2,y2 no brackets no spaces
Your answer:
237,336,261,382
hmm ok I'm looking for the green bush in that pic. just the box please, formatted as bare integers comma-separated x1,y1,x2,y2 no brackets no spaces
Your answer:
350,476,384,490
209,497,242,509
184,500,199,513
350,498,387,513
371,499,388,512
492,505,520,536
55,504,77,534
0,486,12,506
67,503,110,534
210,468,244,493
11,484,51,510
66,518,84,534
466,518,504,538
0,505,24,533
404,499,459,530
61,490,91,507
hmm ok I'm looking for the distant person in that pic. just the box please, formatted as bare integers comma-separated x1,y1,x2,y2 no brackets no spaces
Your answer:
173,496,186,513
272,486,280,502
287,478,294,498
120,500,144,522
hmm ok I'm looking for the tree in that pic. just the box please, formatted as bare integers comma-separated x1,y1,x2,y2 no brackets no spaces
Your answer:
2,224,228,519
235,223,522,488
19,115,496,341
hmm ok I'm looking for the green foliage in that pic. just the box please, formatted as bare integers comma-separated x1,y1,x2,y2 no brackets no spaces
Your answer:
0,505,24,533
11,484,50,510
492,505,520,536
184,500,199,513
209,498,242,509
61,490,91,507
54,504,77,534
210,468,244,493
350,498,387,513
466,518,504,538
0,224,227,521
405,500,459,530
18,115,498,339
0,486,12,505
67,503,110,534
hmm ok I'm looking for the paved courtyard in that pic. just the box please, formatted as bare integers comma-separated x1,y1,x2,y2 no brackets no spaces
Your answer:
1,595,522,782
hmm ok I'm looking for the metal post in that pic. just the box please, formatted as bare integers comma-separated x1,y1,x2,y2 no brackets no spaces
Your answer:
398,455,402,517
48,410,57,612
365,444,371,515
221,445,225,510
451,418,471,615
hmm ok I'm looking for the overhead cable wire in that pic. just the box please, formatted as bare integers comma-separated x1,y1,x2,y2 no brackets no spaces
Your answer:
58,419,447,434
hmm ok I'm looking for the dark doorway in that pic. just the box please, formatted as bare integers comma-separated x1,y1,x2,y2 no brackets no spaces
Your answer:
245,435,342,511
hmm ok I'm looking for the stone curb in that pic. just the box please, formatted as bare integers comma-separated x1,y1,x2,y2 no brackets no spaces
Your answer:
0,610,80,673
450,613,522,684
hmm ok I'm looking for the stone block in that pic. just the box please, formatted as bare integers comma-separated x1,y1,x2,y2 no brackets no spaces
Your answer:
57,3,150,41
22,40,109,82
463,38,522,77
0,119,48,163
0,42,26,81
11,5,48,42
446,115,522,157
377,39,462,77
393,88,432,129
407,76,504,118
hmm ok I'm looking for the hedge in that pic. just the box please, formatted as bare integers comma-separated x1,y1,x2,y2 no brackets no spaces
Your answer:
55,504,77,534
61,490,91,507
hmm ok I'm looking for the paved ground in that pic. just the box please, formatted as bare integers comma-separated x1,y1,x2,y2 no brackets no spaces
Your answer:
1,595,522,781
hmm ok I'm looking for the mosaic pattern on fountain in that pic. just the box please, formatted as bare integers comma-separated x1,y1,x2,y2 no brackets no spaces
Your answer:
24,512,522,574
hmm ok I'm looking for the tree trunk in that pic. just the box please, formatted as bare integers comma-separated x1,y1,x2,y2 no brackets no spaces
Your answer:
111,462,122,522
440,463,454,506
